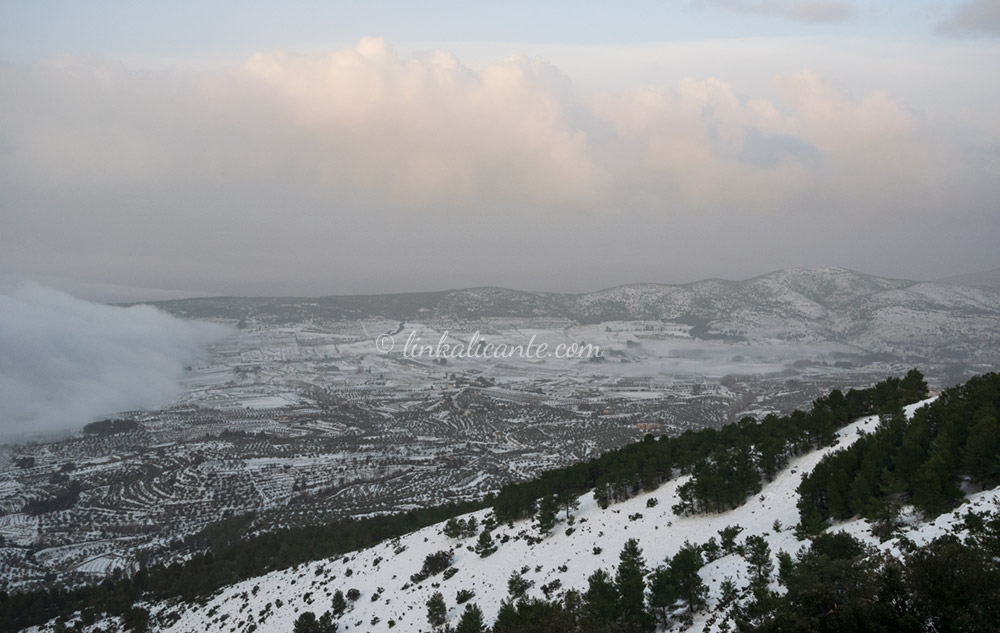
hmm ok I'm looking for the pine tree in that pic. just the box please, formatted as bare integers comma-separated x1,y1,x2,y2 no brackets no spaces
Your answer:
615,538,650,631
294,611,337,633
869,468,905,541
742,535,773,591
443,518,463,539
847,472,874,516
463,516,479,538
454,603,486,633
965,406,1000,488
556,490,580,521
536,494,558,535
492,601,518,633
894,432,927,485
670,542,707,614
595,482,611,509
825,467,852,519
776,551,794,586
719,525,743,554
331,590,346,617
507,571,533,600
647,565,678,626
901,369,929,403
912,449,961,516
317,611,336,633
475,529,496,557
584,568,618,624
426,592,447,630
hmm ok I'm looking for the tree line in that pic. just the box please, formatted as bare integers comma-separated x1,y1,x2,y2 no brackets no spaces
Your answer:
493,370,928,522
797,372,1000,536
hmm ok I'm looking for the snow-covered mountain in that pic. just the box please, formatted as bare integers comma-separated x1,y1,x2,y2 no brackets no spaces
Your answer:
151,267,1000,367
51,396,1000,633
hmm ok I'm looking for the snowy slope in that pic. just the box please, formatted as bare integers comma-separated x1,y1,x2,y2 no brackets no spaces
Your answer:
48,397,993,633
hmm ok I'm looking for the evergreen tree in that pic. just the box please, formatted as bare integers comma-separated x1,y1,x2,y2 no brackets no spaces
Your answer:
743,535,773,592
317,612,336,633
507,571,533,600
536,494,558,535
614,538,650,631
584,568,618,624
121,607,150,633
492,601,518,632
292,611,336,633
912,449,961,516
776,551,794,586
475,529,496,557
556,490,580,521
594,482,611,510
894,431,927,485
464,515,478,538
331,590,346,617
669,542,707,614
965,405,1000,488
647,565,678,626
905,535,1000,632
719,577,739,607
869,468,905,541
718,525,742,554
454,603,486,633
426,592,447,630
443,518,463,539
847,472,874,516
901,369,929,403
293,612,318,633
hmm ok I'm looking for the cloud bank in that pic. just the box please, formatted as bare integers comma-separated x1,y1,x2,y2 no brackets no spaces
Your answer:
0,38,959,212
0,284,230,440
0,37,998,294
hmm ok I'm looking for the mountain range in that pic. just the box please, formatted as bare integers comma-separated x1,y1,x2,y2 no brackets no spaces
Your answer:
150,267,1000,368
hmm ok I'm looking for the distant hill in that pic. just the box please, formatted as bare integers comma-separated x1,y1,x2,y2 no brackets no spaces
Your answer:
146,267,1000,368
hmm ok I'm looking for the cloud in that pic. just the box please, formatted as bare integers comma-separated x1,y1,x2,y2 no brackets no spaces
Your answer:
0,38,997,295
589,72,932,209
0,38,606,209
0,284,230,440
698,0,855,23
0,42,940,214
240,38,609,207
936,0,1000,36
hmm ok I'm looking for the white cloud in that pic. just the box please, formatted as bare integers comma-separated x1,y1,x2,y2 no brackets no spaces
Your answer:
588,72,934,210
0,284,230,440
239,38,609,207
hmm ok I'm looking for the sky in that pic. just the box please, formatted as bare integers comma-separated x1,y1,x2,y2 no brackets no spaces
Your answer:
1,1,999,300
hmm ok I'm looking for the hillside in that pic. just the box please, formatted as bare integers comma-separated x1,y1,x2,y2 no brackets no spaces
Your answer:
29,387,1000,633
133,402,935,633
9,371,1000,633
